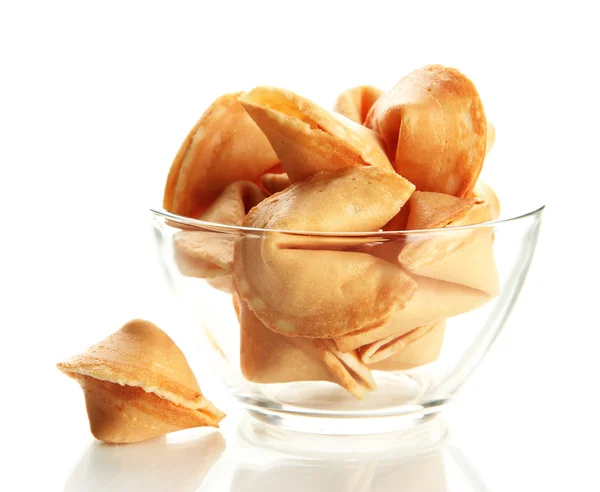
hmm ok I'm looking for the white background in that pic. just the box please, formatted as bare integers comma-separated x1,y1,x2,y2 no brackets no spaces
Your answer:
1,1,599,491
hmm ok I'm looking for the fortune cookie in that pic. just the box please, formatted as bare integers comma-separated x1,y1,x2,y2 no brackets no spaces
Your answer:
163,93,278,218
366,65,487,197
334,85,384,124
472,181,500,220
398,191,500,295
486,121,496,156
234,166,417,338
400,230,499,295
334,276,489,352
57,319,225,443
198,180,267,225
238,297,375,398
239,87,392,182
366,321,446,371
260,172,291,195
404,191,479,230
173,181,267,279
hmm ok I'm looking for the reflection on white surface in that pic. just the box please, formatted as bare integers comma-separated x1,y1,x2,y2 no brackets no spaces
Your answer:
63,430,224,492
239,413,449,458
229,452,448,492
199,418,489,492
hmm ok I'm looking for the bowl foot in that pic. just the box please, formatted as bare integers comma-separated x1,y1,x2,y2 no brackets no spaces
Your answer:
238,409,448,457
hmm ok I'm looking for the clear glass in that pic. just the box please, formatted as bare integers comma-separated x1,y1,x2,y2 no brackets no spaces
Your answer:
201,418,489,492
151,206,544,435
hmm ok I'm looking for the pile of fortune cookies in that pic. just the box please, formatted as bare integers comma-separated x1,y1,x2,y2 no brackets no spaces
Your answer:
58,65,501,443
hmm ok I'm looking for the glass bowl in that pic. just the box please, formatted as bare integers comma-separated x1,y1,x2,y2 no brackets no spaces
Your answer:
151,205,544,435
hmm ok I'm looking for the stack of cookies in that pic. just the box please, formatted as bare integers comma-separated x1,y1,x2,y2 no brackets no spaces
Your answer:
164,65,500,399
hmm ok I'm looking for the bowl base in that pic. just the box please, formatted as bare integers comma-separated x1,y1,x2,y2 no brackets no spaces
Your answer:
231,370,449,435
239,409,448,457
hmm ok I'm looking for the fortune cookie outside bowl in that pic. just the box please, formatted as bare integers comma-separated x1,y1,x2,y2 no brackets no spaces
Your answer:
57,319,225,443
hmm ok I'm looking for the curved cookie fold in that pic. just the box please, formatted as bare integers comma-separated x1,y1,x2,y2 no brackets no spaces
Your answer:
400,229,499,295
260,172,291,195
471,182,500,220
486,121,496,156
397,191,500,295
163,93,278,218
234,166,417,339
366,65,487,197
360,321,442,365
405,191,479,230
334,85,384,124
57,319,225,443
173,181,267,279
334,276,489,352
240,166,415,233
238,297,375,399
239,87,392,182
366,321,446,371
199,181,267,225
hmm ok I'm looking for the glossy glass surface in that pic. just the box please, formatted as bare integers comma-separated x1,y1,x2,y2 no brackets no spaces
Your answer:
151,206,544,434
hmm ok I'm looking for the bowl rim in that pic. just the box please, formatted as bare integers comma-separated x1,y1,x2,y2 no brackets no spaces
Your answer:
150,204,545,237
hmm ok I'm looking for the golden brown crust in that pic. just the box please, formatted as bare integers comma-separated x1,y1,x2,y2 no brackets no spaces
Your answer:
367,321,446,371
244,166,415,232
260,173,291,195
239,298,331,384
383,201,411,231
334,276,489,352
470,182,500,220
334,85,384,124
57,319,225,443
234,167,417,338
163,93,278,218
238,297,374,398
240,87,392,183
173,232,234,278
486,120,496,156
57,320,203,400
200,181,267,225
398,228,499,296
172,181,267,279
206,275,235,293
73,375,221,443
366,65,487,197
360,321,444,365
405,191,478,230
396,191,499,295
